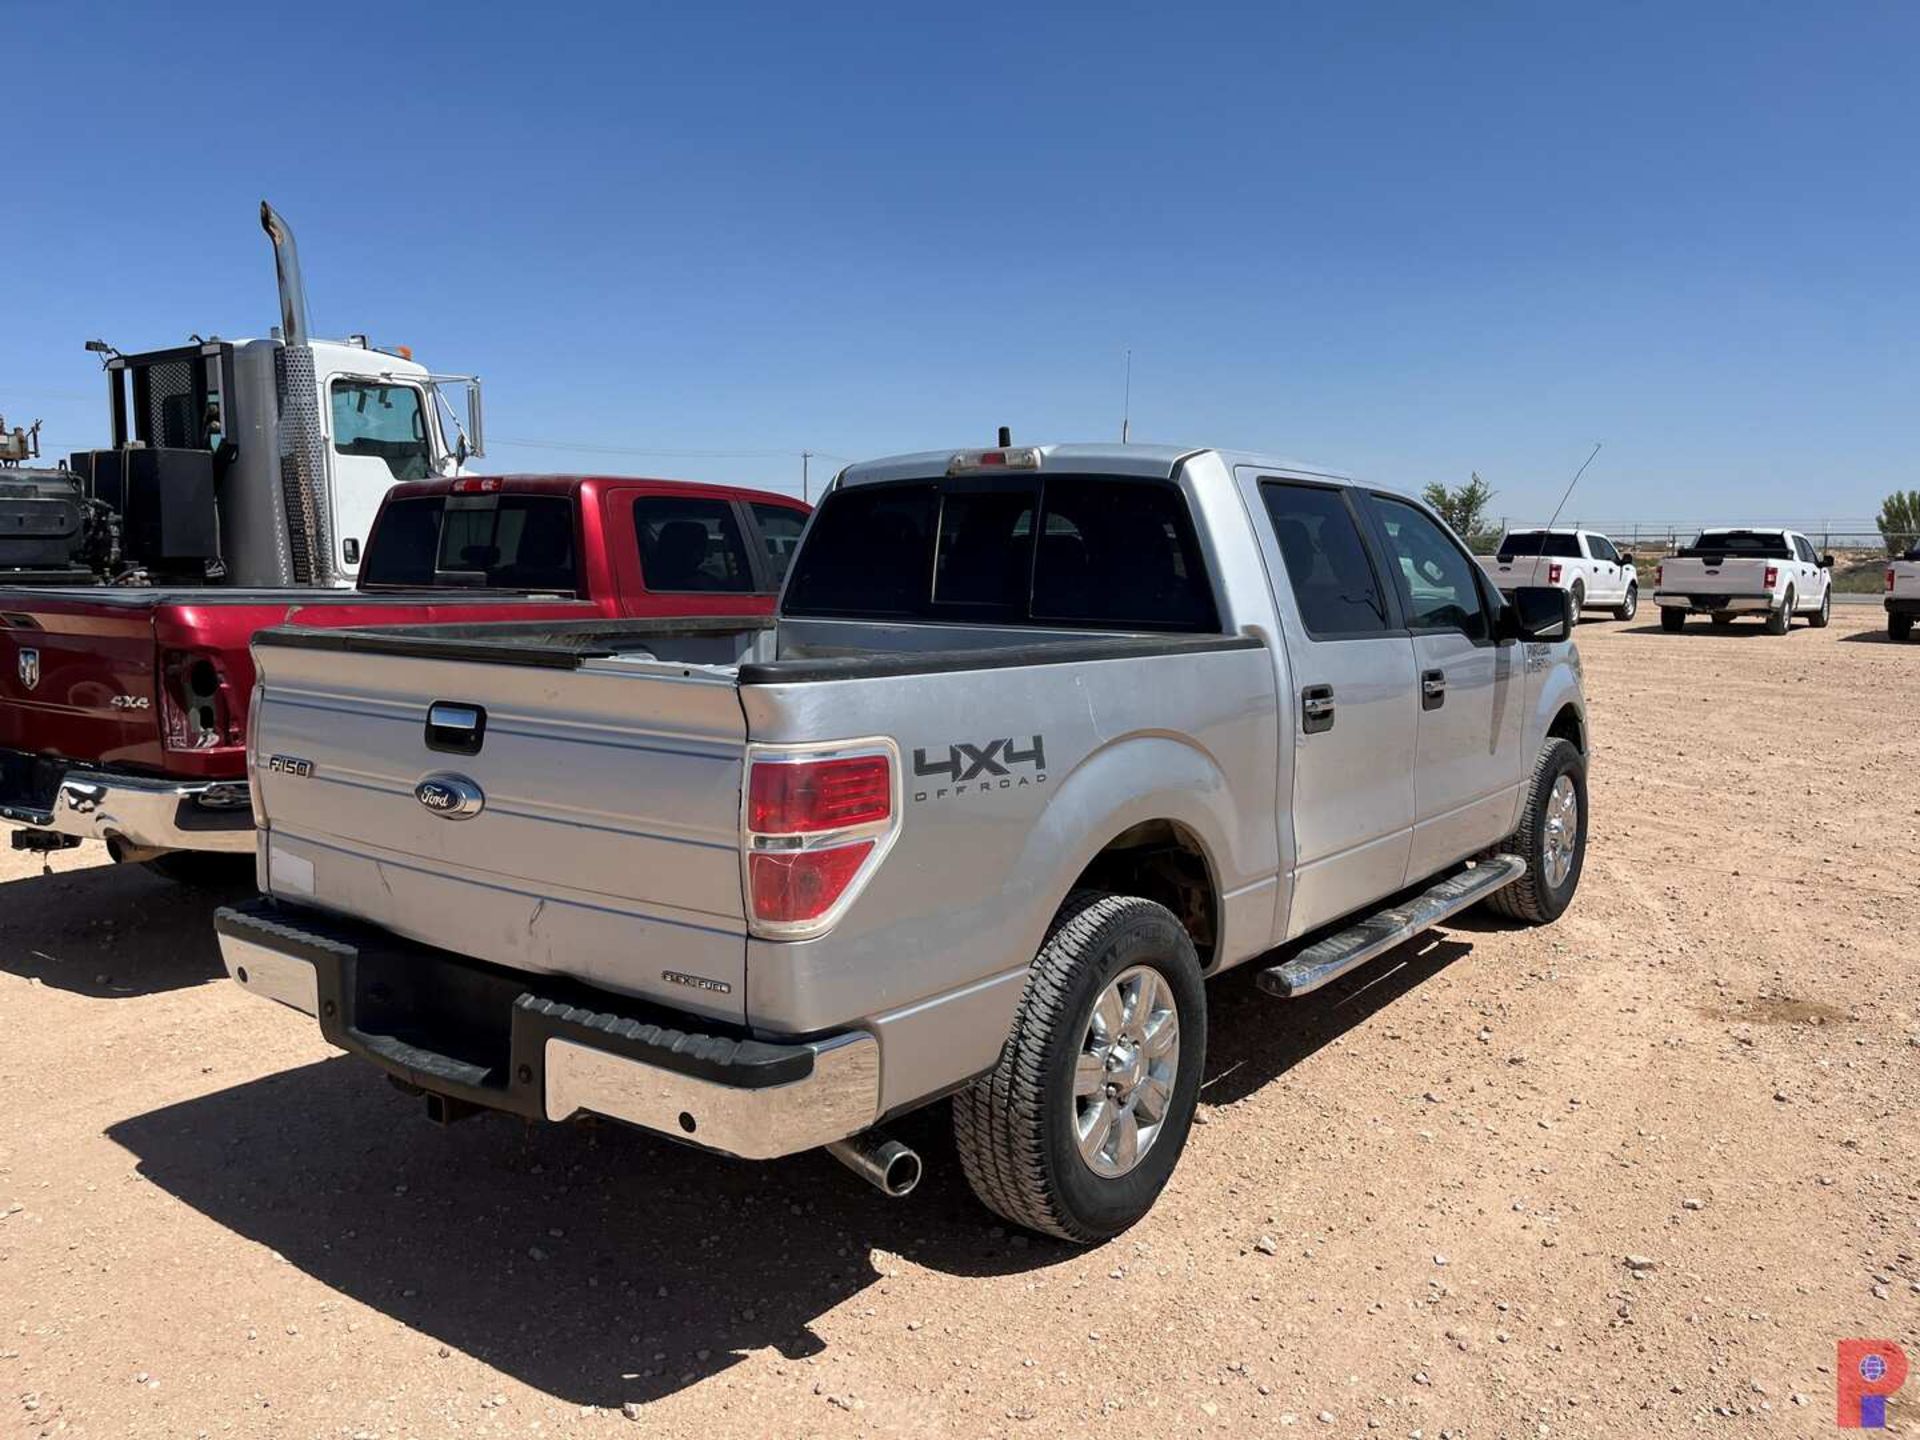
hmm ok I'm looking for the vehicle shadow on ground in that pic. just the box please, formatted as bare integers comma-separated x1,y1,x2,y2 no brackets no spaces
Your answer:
108,929,1470,1410
0,858,241,997
1616,620,1785,638
1202,932,1472,1107
1838,628,1910,645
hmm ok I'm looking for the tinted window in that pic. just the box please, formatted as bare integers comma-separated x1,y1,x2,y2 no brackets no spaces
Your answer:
1588,536,1619,563
1498,531,1582,559
331,381,432,481
634,496,754,592
1683,530,1791,559
1793,535,1816,564
1030,479,1217,629
359,495,577,590
1374,497,1489,639
934,487,1035,612
1260,482,1389,637
750,502,809,586
783,475,1218,632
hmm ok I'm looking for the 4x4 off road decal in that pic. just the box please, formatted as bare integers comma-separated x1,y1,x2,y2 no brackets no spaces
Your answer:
911,735,1047,802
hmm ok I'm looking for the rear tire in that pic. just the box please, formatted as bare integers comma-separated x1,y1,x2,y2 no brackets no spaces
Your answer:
143,852,255,889
1809,586,1831,629
1660,607,1687,632
1892,613,1914,643
1482,738,1586,926
1767,588,1793,635
954,891,1205,1244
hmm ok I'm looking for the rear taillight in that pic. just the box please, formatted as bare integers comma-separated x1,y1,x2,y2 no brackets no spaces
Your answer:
1889,568,1898,593
1655,563,1664,586
1548,563,1563,584
1764,566,1778,588
744,745,897,936
159,649,242,751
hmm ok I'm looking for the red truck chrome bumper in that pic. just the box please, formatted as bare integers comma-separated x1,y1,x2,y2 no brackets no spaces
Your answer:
0,749,253,856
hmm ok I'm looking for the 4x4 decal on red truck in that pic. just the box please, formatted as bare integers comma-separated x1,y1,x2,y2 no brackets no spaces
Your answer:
911,736,1047,802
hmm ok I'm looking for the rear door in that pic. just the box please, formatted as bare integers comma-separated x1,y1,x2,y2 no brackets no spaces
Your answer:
1240,472,1419,940
1584,534,1625,602
1789,534,1822,610
1364,495,1525,880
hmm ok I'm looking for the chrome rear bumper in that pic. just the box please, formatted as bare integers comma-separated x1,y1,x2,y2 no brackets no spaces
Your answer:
1652,591,1774,614
1,760,253,855
213,899,880,1161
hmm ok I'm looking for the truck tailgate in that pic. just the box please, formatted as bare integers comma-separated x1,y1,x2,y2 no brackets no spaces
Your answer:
251,641,750,1021
0,596,162,769
1480,556,1549,587
1659,557,1775,595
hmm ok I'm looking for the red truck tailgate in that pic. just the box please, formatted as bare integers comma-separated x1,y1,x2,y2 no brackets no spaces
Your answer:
0,596,166,770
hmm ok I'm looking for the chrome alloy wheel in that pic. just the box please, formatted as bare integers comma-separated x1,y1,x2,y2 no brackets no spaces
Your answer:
1542,774,1579,888
1072,964,1181,1178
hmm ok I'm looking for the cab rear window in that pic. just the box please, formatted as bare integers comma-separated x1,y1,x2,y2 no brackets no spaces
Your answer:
1497,532,1582,559
782,475,1218,632
359,495,578,591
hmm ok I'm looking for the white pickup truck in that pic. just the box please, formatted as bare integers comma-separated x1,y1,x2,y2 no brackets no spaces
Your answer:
1888,544,1920,642
1479,529,1639,622
1654,529,1833,634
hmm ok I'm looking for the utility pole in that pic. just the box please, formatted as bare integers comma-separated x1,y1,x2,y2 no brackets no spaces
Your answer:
801,450,812,503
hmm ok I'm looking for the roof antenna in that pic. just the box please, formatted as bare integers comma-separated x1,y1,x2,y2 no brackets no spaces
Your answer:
997,425,1012,448
1545,442,1603,532
1121,347,1132,444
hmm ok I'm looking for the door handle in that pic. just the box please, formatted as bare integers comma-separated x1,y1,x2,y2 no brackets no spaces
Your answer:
1301,684,1336,734
1421,669,1446,710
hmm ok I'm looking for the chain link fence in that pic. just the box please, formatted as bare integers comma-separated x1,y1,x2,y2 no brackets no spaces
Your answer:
1469,522,1920,560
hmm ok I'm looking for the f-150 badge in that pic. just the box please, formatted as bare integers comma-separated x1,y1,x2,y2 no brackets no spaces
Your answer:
415,773,485,820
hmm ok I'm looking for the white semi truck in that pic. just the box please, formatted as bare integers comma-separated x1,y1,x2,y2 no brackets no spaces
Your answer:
0,204,483,590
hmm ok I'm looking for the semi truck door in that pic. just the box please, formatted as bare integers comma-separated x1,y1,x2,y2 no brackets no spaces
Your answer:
1364,495,1524,881
324,376,435,579
1240,471,1419,941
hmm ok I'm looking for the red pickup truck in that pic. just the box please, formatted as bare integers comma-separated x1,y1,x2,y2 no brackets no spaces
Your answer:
0,474,808,878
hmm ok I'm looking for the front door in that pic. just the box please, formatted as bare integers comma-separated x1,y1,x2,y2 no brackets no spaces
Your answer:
1240,471,1420,941
325,376,436,579
1365,494,1525,881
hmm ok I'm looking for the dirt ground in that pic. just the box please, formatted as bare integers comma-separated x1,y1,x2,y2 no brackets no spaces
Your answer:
3,607,1916,1439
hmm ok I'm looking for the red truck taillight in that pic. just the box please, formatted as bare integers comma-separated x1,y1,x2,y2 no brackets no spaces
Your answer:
1548,563,1563,584
159,649,243,751
1764,566,1778,589
744,745,897,936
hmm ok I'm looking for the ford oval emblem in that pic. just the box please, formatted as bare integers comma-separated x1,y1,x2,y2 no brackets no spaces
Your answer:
414,773,485,820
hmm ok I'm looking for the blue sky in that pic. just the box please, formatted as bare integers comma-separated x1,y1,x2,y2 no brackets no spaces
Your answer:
6,4,1916,525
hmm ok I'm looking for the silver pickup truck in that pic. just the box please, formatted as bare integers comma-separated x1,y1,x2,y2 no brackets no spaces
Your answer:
217,443,1590,1242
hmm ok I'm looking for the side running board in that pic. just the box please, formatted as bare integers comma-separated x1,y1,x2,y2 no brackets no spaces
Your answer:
1256,854,1526,999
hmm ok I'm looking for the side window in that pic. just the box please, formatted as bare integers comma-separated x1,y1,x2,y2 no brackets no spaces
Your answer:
1032,478,1219,630
1372,497,1490,640
1588,535,1619,564
750,503,809,587
330,381,432,481
633,496,753,593
1793,535,1816,565
1259,481,1390,637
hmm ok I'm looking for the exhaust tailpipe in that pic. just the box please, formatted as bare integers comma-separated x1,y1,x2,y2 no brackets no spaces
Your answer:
259,201,310,347
826,1130,922,1198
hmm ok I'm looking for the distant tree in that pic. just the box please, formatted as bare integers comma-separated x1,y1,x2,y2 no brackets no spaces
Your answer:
1878,489,1920,556
1423,472,1497,540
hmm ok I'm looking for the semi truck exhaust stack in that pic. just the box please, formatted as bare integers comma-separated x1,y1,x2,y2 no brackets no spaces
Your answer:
259,201,335,585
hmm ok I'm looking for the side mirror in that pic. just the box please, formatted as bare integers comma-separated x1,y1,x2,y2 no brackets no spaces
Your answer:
1820,554,1835,569
1618,550,1635,566
1500,585,1571,642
